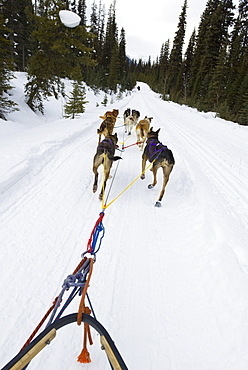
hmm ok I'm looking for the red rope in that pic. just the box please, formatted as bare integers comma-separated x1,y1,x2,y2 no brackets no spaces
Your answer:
122,141,142,149
87,212,105,253
19,213,105,356
19,257,88,352
19,296,59,352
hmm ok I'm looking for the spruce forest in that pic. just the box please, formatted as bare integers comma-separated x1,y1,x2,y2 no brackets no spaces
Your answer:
0,0,247,125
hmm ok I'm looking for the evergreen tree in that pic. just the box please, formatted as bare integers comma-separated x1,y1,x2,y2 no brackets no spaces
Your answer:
88,1,99,55
64,81,88,118
78,0,87,26
101,1,118,73
0,14,18,119
187,0,235,109
25,0,95,112
97,2,106,60
71,0,76,13
2,0,34,71
236,75,248,125
118,27,129,88
182,29,196,103
167,0,187,101
158,40,170,98
226,0,248,121
108,45,120,91
205,39,229,111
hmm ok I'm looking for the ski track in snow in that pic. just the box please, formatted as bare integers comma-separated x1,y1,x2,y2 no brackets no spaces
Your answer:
1,81,248,370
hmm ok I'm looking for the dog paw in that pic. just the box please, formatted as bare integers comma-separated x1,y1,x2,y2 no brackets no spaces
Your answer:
140,174,145,180
155,201,161,207
93,186,97,193
148,184,154,189
99,193,103,200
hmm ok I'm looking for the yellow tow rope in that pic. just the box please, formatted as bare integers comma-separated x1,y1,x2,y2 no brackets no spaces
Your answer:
101,160,154,210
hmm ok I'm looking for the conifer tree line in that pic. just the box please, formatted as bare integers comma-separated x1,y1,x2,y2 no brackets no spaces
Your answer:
0,0,135,116
137,0,248,125
0,0,247,125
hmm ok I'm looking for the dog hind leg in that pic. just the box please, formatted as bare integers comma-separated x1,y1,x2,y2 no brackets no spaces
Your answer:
148,165,158,189
99,157,112,200
155,165,173,207
92,155,103,193
93,166,99,193
140,156,147,180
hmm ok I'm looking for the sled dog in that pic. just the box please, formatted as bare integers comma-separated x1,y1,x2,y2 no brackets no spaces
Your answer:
97,109,118,144
131,109,140,124
136,116,153,151
141,127,175,207
99,109,119,121
124,115,135,135
123,108,131,123
93,133,122,200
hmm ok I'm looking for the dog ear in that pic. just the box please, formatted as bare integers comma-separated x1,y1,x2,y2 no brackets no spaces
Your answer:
150,117,153,121
149,127,153,132
156,128,160,134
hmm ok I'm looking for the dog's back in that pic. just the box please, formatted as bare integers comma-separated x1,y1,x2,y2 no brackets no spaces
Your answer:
123,108,131,122
132,109,140,123
97,115,116,143
141,127,175,206
124,114,135,135
144,137,174,165
93,133,122,198
136,116,153,150
100,109,119,122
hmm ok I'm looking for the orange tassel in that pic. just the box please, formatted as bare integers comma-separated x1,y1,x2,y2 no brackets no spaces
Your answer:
77,347,92,363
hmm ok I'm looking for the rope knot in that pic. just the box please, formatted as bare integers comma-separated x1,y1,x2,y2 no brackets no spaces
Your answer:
77,259,94,363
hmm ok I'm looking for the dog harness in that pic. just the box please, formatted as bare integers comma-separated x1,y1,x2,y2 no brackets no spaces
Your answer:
98,138,115,155
147,139,168,162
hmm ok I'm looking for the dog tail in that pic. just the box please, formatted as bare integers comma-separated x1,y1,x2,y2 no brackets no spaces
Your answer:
107,154,122,161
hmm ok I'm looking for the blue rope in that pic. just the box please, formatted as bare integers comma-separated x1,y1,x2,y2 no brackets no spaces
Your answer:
55,287,80,321
86,293,97,320
90,217,105,255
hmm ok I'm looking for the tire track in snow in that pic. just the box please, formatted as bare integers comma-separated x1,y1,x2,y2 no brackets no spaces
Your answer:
143,98,248,274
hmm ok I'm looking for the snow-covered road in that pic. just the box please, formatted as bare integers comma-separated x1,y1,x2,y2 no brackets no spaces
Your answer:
1,79,248,370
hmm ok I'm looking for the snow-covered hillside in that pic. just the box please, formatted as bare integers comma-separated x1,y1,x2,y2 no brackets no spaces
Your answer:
1,73,248,370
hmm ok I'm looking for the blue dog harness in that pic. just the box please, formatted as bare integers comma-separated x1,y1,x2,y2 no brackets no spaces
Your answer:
98,138,115,155
147,140,168,162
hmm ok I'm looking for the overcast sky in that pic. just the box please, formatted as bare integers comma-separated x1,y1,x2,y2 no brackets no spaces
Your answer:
89,0,240,61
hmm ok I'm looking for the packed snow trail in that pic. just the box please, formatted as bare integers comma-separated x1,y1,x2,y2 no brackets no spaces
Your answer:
1,80,248,370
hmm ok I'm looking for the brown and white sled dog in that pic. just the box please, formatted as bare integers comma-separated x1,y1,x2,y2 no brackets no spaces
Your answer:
97,109,119,144
99,109,119,122
124,115,135,135
136,116,153,150
93,133,122,200
141,127,175,207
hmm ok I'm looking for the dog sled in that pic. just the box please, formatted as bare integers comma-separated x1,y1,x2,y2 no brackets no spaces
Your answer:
1,213,128,370
2,312,128,370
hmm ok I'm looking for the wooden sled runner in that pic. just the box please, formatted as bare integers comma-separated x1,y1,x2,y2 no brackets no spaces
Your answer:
2,313,128,370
